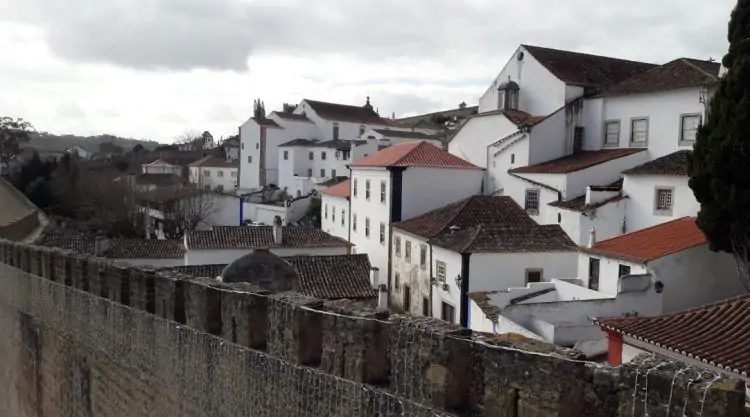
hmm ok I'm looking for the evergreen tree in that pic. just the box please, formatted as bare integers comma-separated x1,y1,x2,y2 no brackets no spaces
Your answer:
689,0,750,290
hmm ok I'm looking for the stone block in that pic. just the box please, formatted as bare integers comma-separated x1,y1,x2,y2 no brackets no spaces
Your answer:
220,283,269,349
86,259,107,298
28,246,42,277
69,255,89,291
184,277,222,335
153,271,181,321
128,268,157,313
39,249,55,281
101,263,130,305
267,292,324,366
52,251,72,286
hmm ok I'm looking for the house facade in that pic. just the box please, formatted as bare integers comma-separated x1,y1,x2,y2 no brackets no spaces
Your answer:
188,155,239,192
320,179,350,241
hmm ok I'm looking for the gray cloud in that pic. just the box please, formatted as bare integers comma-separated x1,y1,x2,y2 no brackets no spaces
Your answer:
2,0,735,71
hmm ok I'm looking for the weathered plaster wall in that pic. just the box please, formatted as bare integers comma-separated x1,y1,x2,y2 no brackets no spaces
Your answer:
0,240,744,417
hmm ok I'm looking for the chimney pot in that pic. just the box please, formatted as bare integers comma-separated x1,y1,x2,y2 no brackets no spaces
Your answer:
273,215,283,245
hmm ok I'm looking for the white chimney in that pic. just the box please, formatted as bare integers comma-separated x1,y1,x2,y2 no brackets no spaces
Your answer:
377,284,388,310
94,235,110,257
273,215,283,245
588,228,596,248
369,267,380,289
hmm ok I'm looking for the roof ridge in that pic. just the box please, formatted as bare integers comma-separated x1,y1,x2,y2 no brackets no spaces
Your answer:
436,196,475,237
303,98,370,110
597,293,750,324
593,216,695,247
521,44,657,66
679,58,719,80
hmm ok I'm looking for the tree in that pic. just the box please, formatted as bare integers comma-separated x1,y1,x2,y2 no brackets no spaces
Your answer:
689,0,750,291
156,188,218,239
0,117,34,170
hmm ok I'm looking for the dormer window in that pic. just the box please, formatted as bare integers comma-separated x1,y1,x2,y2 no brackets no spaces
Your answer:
498,80,520,111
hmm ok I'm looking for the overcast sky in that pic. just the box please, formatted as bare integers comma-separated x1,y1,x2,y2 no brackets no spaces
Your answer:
0,0,737,143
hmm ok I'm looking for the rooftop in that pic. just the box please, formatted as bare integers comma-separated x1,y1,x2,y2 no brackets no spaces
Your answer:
622,150,691,176
597,294,750,377
585,217,707,263
185,226,353,250
137,186,207,204
253,117,282,128
278,139,366,150
603,58,720,96
431,224,577,254
510,149,646,174
350,141,480,170
371,129,439,139
33,228,185,259
522,44,658,88
394,195,535,239
548,179,625,212
188,155,238,169
272,112,313,123
303,99,387,124
394,105,478,124
320,179,350,199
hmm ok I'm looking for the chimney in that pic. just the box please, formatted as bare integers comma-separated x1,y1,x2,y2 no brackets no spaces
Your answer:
94,235,110,257
377,284,388,310
588,228,596,248
273,215,283,245
369,267,379,289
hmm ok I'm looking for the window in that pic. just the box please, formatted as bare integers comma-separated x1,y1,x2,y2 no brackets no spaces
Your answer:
394,236,401,257
441,302,455,323
655,188,673,213
630,118,649,145
604,121,620,146
403,285,411,311
352,214,357,232
379,222,386,244
333,122,340,140
394,272,400,289
359,124,365,136
557,213,561,223
320,169,325,177
343,150,350,160
423,297,430,316
216,185,224,192
405,241,412,262
241,143,244,150
283,151,289,160
524,189,540,215
341,209,345,226
321,151,327,160
380,180,386,203
256,143,259,150
204,170,210,177
588,258,600,291
680,114,701,143
618,264,631,277
510,153,515,164
324,204,328,219
353,179,358,197
247,156,252,163
365,180,371,200
296,190,301,197
419,244,427,269
436,260,446,282
332,209,336,222
231,171,237,178
526,269,543,284
365,217,370,237
307,168,313,177
332,169,336,177
218,170,224,177
309,151,314,160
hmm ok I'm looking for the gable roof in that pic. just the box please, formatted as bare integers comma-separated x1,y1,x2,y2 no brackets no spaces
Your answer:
432,224,577,254
622,150,691,176
603,59,720,96
272,112,313,123
371,129,439,139
522,45,658,88
585,217,707,263
188,155,238,168
252,117,282,128
350,141,480,169
320,179,350,199
509,149,646,174
303,99,387,124
105,239,185,259
394,196,535,239
185,226,352,250
596,294,750,377
34,227,94,254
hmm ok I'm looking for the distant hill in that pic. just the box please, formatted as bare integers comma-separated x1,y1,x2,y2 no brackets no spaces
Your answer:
27,132,160,154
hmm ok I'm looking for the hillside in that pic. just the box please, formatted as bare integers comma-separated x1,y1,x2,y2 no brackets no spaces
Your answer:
28,132,159,154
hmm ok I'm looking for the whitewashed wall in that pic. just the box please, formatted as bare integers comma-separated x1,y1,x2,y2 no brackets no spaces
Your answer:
622,175,698,232
448,114,518,168
321,194,349,241
486,134,530,196
548,198,627,245
400,167,483,221
349,168,391,276
578,252,646,295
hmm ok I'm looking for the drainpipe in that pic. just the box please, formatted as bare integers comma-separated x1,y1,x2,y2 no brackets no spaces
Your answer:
428,243,434,317
459,252,471,328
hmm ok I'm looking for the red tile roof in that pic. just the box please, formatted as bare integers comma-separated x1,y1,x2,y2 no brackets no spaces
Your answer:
603,58,720,96
350,141,480,169
585,217,707,263
320,179,350,199
597,294,750,377
509,149,645,174
303,99,387,124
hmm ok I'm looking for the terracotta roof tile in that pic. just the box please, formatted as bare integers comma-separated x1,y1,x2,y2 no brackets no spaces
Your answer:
622,150,691,176
350,141,480,169
596,294,750,377
105,239,184,259
502,109,548,127
394,196,535,239
186,226,352,250
603,59,719,96
509,149,646,174
431,224,577,254
585,217,707,263
34,228,94,254
522,45,658,88
303,99,388,124
320,179,350,199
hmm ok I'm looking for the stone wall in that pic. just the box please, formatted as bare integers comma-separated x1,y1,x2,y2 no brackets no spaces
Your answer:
0,239,745,417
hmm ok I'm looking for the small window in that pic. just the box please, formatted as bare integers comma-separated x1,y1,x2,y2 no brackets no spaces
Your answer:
365,180,371,200
341,209,345,226
618,264,631,277
333,122,340,140
524,189,540,215
557,213,561,223
379,222,386,244
216,185,224,192
332,169,336,177
283,151,289,160
655,188,673,212
405,241,412,262
332,208,336,222
320,169,325,177
353,179,358,197
365,217,370,237
231,171,237,178
255,143,259,150
247,156,252,164
394,272,400,289
321,151,327,160
604,121,620,146
309,151,314,160
359,124,365,136
296,189,301,197
441,302,455,323
630,118,649,145
352,214,357,232
307,168,313,177
403,285,411,311
436,260,446,282
324,204,328,219
510,153,515,164
241,143,244,150
203,170,210,177
680,114,701,143
218,170,224,177
526,269,543,284
394,236,401,257
380,180,386,203
423,297,430,316
419,244,427,269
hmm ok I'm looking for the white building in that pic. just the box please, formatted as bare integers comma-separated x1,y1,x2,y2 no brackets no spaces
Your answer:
142,158,182,175
184,220,352,265
65,146,91,159
391,195,578,326
239,98,392,192
221,136,240,162
362,128,444,149
347,141,484,284
320,179,350,241
188,155,239,193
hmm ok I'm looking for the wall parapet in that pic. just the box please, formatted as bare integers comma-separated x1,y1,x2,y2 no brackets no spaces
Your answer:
0,238,745,417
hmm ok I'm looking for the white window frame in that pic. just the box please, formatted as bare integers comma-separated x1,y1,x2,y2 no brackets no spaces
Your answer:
365,217,370,238
379,222,385,244
353,179,358,198
679,114,701,145
604,120,620,147
654,187,674,215
419,244,427,269
436,260,446,283
380,180,386,204
341,209,345,226
630,117,649,146
365,180,371,200
405,241,412,262
524,189,540,215
394,236,401,257
324,204,328,219
525,268,543,284
352,213,357,232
